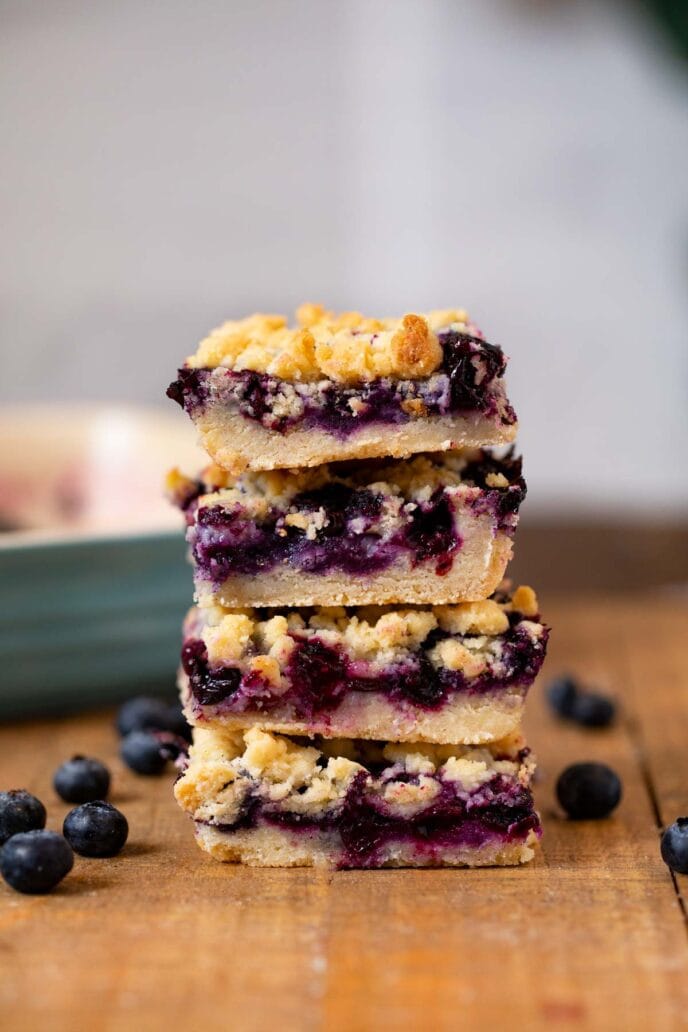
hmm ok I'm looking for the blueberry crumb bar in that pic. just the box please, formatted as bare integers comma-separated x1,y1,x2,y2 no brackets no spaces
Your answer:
174,726,541,869
167,299,547,872
167,305,517,472
179,585,548,744
167,449,526,607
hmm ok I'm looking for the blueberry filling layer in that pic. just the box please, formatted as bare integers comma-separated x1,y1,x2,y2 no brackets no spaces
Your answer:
206,770,541,869
192,483,461,581
182,452,525,583
463,451,526,524
182,620,548,718
167,331,516,437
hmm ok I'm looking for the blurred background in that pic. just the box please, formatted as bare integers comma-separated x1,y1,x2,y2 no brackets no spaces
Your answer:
1,0,687,711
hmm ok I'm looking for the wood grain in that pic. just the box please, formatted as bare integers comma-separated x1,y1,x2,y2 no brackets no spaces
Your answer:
1,593,687,1032
509,519,688,592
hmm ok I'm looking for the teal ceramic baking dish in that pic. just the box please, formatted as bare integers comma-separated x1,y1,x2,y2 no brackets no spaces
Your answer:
0,405,204,717
0,531,189,716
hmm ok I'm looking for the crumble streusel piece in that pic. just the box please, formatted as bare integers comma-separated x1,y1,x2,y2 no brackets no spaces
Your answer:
167,306,517,472
174,726,541,869
178,585,548,744
167,449,525,607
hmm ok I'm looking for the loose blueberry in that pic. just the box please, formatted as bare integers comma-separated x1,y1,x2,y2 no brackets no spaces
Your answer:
120,731,167,775
546,676,579,717
661,818,688,875
53,756,111,803
0,830,73,894
556,762,622,820
116,696,172,737
116,696,192,742
571,692,616,728
163,702,192,742
546,675,616,728
0,790,47,845
63,801,129,858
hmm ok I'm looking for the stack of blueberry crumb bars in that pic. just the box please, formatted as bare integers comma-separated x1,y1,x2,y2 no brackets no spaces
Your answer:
166,305,549,869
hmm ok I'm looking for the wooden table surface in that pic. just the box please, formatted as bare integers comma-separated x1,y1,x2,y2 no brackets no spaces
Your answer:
1,592,688,1032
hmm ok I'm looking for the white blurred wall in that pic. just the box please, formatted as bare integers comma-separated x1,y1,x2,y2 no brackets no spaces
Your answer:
1,0,687,516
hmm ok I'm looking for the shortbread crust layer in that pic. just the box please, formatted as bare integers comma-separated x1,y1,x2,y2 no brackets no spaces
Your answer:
182,401,517,474
193,822,538,869
181,678,527,745
168,450,525,607
175,726,541,869
193,541,511,608
180,586,548,744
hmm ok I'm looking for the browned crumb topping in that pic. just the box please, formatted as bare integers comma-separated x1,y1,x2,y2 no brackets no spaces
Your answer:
185,586,543,681
165,449,518,525
185,304,478,384
174,726,534,823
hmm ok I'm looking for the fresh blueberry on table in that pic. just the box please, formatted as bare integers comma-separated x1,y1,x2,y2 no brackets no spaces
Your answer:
63,801,129,858
116,696,192,742
0,790,46,845
546,676,579,718
120,730,168,775
0,830,74,894
116,696,173,737
660,818,688,875
546,675,616,728
163,702,193,743
570,692,616,728
53,756,111,803
556,762,622,819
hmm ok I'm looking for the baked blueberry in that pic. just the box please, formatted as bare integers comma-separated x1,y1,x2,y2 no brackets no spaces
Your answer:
556,762,622,820
53,756,111,803
0,790,46,845
63,801,129,857
0,830,73,894
120,731,167,775
116,696,172,737
660,818,688,875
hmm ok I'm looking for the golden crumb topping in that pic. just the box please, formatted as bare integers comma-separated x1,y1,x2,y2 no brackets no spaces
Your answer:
510,585,539,618
434,600,510,637
185,304,477,384
185,585,542,681
174,727,534,822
